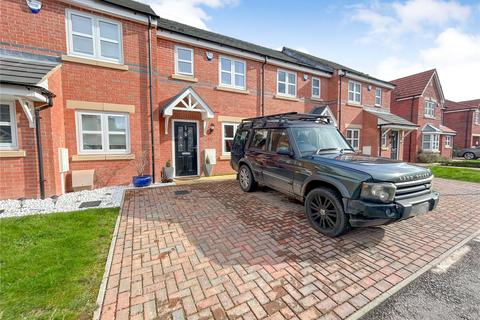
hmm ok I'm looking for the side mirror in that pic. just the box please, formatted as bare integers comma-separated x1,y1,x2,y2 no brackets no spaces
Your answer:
277,148,294,157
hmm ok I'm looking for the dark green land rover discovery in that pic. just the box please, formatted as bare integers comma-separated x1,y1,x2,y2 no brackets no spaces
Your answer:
230,112,439,237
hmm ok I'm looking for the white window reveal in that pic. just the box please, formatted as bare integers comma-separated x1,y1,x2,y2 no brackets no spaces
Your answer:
277,70,296,97
346,128,360,150
348,81,361,104
445,136,452,148
375,88,382,106
222,123,239,155
475,110,480,125
175,46,194,76
312,77,320,98
76,111,130,154
67,10,123,63
219,57,246,89
381,130,388,148
0,102,18,149
422,133,439,151
424,101,436,118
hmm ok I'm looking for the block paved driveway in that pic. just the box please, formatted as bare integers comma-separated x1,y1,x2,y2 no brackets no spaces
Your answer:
99,178,480,320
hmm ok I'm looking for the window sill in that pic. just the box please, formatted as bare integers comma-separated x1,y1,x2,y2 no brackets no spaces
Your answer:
0,149,26,158
424,116,436,119
215,86,249,95
346,102,362,108
170,74,198,82
310,97,323,102
219,155,231,160
61,55,128,71
381,147,389,151
274,95,301,102
72,154,135,162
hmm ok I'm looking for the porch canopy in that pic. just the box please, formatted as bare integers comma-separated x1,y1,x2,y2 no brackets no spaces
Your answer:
365,107,418,131
161,86,214,135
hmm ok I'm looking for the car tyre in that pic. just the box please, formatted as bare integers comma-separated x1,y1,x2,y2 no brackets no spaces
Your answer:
238,165,257,192
305,188,350,237
464,152,476,160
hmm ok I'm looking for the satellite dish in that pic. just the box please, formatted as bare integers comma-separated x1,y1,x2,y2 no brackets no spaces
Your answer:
26,0,42,13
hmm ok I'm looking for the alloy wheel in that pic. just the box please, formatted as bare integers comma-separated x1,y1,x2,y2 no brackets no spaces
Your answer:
239,166,250,189
308,193,338,231
464,152,475,160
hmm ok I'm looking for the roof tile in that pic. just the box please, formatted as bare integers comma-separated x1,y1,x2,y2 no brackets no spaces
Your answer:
391,69,436,100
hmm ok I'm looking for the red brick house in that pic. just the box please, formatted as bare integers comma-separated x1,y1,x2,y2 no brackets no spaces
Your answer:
390,69,456,162
444,99,480,150
0,0,410,200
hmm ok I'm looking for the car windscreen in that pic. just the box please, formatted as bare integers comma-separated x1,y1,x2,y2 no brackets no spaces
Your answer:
291,126,352,155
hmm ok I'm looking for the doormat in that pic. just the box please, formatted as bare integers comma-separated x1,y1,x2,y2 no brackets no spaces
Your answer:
174,190,190,195
79,200,102,208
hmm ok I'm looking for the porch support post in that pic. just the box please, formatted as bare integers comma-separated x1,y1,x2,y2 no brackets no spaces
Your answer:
34,108,46,199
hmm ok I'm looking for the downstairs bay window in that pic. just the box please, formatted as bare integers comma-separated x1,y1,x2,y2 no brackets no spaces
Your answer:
76,111,130,154
422,133,439,152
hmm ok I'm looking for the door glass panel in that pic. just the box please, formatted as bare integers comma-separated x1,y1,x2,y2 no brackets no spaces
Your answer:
187,126,193,150
177,126,184,152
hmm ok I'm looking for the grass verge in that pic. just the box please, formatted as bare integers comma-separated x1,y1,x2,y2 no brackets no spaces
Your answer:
430,166,480,183
0,208,119,320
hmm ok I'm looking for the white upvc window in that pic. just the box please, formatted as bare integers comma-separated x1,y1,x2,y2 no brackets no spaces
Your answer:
346,128,360,150
312,77,321,98
424,101,436,118
381,130,388,148
76,111,130,154
0,102,18,149
375,88,382,106
422,133,440,151
475,110,480,125
219,56,246,89
222,123,239,155
348,81,361,104
66,10,123,63
175,46,194,76
445,135,452,148
277,70,297,97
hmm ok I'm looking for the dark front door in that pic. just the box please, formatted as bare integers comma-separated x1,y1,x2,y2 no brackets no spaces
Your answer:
390,130,399,160
174,121,198,176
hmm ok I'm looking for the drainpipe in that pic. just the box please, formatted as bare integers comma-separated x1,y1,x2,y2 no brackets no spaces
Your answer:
261,56,267,116
378,124,383,157
409,97,415,162
337,70,345,131
147,16,156,183
465,109,470,148
34,93,54,199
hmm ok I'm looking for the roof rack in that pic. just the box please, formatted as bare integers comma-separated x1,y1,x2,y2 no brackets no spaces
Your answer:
240,112,331,129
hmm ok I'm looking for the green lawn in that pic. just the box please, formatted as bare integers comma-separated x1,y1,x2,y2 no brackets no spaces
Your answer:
0,208,119,320
430,166,480,183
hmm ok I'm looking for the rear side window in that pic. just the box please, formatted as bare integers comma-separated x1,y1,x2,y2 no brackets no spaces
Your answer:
250,129,268,150
268,129,290,153
232,130,249,153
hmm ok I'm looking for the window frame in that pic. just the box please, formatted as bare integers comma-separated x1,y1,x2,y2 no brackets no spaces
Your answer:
276,69,297,97
218,55,246,90
346,128,360,150
381,130,388,148
474,110,480,125
66,9,124,64
174,45,194,76
221,122,239,156
444,135,452,148
75,110,130,155
424,100,436,119
311,77,321,98
375,88,382,106
422,133,440,151
348,80,362,104
0,101,18,149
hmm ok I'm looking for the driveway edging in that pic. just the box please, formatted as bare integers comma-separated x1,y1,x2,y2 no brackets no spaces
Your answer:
92,189,126,320
347,228,480,320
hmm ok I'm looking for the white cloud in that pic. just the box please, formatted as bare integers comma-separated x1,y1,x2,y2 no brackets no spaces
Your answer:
376,29,480,100
140,0,239,29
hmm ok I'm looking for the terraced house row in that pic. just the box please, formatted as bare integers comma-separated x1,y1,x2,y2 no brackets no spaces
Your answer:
0,0,443,200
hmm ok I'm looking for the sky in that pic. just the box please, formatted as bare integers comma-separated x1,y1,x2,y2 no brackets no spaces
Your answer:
141,0,480,101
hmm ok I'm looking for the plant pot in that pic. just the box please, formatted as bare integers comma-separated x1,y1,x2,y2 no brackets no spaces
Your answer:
132,175,152,188
204,164,214,177
162,167,174,182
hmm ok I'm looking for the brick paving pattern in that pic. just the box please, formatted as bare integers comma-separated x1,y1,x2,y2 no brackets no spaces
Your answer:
99,178,480,319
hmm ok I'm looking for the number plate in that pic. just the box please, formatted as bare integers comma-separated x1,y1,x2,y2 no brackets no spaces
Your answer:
411,202,429,216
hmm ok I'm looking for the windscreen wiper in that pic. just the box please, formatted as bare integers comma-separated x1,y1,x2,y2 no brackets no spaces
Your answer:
316,147,355,154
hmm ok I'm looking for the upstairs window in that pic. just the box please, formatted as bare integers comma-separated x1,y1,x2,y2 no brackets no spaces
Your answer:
175,46,194,76
277,70,296,97
219,57,246,89
67,10,123,63
312,77,320,98
0,102,17,149
346,128,360,150
348,81,361,104
76,111,130,154
475,110,480,125
424,101,436,118
375,88,382,106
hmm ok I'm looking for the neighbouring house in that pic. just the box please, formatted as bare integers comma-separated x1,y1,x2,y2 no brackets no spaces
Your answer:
0,0,404,200
390,69,456,162
444,99,480,150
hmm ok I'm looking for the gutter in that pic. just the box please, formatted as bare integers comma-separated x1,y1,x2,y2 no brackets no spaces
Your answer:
147,16,156,183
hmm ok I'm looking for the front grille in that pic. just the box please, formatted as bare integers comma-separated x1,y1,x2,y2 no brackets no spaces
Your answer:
394,176,433,200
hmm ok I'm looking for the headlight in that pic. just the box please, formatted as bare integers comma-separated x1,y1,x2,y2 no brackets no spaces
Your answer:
361,182,396,203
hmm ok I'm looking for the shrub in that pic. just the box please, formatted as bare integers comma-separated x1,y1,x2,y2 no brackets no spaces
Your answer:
417,152,447,163
439,160,480,168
